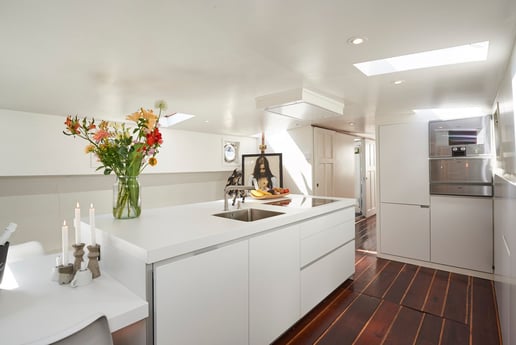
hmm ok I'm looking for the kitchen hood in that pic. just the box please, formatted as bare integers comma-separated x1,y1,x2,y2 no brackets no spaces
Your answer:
255,88,345,121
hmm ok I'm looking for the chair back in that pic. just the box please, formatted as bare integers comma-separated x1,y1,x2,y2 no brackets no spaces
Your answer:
49,315,114,345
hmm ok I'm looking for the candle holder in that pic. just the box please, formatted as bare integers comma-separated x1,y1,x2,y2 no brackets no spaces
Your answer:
87,244,101,278
58,264,74,284
72,243,85,274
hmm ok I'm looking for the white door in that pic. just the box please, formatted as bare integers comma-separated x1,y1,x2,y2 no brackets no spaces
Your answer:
364,139,377,217
314,127,334,197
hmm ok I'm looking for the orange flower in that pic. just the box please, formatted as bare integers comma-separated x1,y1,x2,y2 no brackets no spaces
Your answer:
126,108,158,129
148,157,158,166
84,144,95,154
93,129,110,142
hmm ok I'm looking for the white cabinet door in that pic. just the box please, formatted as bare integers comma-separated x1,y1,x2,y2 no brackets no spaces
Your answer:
154,241,248,345
314,127,335,196
431,195,493,272
380,203,430,261
249,224,300,345
378,122,429,205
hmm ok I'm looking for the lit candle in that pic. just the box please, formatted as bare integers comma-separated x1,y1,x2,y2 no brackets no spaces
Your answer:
89,203,96,246
61,220,69,266
74,202,81,244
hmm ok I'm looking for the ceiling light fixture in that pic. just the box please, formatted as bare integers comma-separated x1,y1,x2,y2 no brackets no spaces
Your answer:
393,80,405,85
348,37,366,45
354,41,489,76
256,88,344,121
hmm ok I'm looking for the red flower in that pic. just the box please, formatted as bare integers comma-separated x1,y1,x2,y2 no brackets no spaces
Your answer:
146,128,163,146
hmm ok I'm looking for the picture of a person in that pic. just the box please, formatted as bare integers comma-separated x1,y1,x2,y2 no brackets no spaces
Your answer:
249,155,278,191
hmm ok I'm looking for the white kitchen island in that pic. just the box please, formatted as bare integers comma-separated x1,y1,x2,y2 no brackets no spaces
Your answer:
85,194,355,345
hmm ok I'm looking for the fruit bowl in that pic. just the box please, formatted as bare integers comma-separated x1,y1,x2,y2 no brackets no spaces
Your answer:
250,188,290,199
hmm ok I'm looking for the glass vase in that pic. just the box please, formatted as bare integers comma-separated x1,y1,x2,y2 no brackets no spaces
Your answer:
113,175,141,219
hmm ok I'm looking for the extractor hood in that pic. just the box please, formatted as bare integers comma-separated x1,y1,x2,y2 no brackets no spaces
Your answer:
255,88,345,121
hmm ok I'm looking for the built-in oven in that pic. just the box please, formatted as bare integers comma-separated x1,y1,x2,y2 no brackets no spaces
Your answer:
429,115,493,197
429,115,493,158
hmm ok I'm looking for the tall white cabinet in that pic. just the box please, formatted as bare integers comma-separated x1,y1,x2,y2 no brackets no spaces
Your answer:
378,122,430,261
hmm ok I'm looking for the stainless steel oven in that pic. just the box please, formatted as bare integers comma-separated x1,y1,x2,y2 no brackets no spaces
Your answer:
429,115,493,197
429,115,493,158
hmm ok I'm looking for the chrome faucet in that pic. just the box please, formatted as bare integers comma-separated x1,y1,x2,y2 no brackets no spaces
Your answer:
224,185,254,211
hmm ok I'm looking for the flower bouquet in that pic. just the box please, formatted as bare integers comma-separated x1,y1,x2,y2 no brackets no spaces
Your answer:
63,101,166,219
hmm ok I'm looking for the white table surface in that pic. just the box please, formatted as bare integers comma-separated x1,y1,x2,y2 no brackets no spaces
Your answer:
0,254,148,345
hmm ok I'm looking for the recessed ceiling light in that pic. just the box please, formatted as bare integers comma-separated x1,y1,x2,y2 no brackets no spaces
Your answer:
348,37,366,45
393,80,405,85
348,122,355,126
354,41,489,76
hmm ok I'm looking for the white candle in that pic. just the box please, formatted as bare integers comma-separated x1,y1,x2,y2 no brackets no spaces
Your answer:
89,203,96,246
61,220,69,266
74,202,81,244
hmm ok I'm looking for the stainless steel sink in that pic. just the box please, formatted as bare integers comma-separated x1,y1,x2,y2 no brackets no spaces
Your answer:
213,208,284,222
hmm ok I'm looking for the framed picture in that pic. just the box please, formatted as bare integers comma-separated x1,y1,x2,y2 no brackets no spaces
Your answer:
222,140,240,166
242,153,283,189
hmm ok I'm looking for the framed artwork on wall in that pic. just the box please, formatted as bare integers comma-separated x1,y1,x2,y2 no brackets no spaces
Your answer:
222,140,240,166
242,153,283,190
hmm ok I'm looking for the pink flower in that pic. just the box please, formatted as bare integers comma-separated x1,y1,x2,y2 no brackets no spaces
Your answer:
93,129,109,142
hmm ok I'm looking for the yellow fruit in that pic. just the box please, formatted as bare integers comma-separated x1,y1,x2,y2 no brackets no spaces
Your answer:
260,189,272,195
251,190,264,197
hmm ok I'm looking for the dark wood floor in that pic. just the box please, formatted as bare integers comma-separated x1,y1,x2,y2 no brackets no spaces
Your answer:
355,215,377,253
272,216,502,345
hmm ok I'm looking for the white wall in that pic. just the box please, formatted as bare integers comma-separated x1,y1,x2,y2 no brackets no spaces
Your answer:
0,109,258,252
493,37,516,345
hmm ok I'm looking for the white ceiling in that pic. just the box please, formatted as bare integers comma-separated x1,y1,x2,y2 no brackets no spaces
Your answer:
1,0,515,138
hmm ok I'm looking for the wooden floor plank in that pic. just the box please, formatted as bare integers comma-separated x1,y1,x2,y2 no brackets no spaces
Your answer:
362,260,405,299
314,294,380,345
350,257,389,294
422,270,450,317
401,267,435,311
441,319,469,345
382,306,424,345
352,300,400,345
383,263,418,304
274,288,358,345
443,273,470,325
414,313,443,345
470,277,501,345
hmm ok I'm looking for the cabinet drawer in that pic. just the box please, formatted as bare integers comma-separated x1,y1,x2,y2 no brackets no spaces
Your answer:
300,208,354,239
300,208,354,268
301,241,355,315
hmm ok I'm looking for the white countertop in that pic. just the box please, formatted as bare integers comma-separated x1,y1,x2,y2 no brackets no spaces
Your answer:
0,254,148,345
87,195,355,264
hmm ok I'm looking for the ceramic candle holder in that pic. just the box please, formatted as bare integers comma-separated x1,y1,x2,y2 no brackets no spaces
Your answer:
87,244,101,279
58,264,74,285
72,243,85,274
0,241,9,285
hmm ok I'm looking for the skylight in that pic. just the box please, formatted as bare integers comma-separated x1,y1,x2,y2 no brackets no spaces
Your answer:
354,41,489,76
413,107,485,120
159,113,195,127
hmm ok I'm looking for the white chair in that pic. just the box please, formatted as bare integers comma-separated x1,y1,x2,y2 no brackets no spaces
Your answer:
34,314,114,345
6,240,44,263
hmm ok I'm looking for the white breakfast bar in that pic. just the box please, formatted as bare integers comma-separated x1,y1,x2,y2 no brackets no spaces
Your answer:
86,194,356,345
